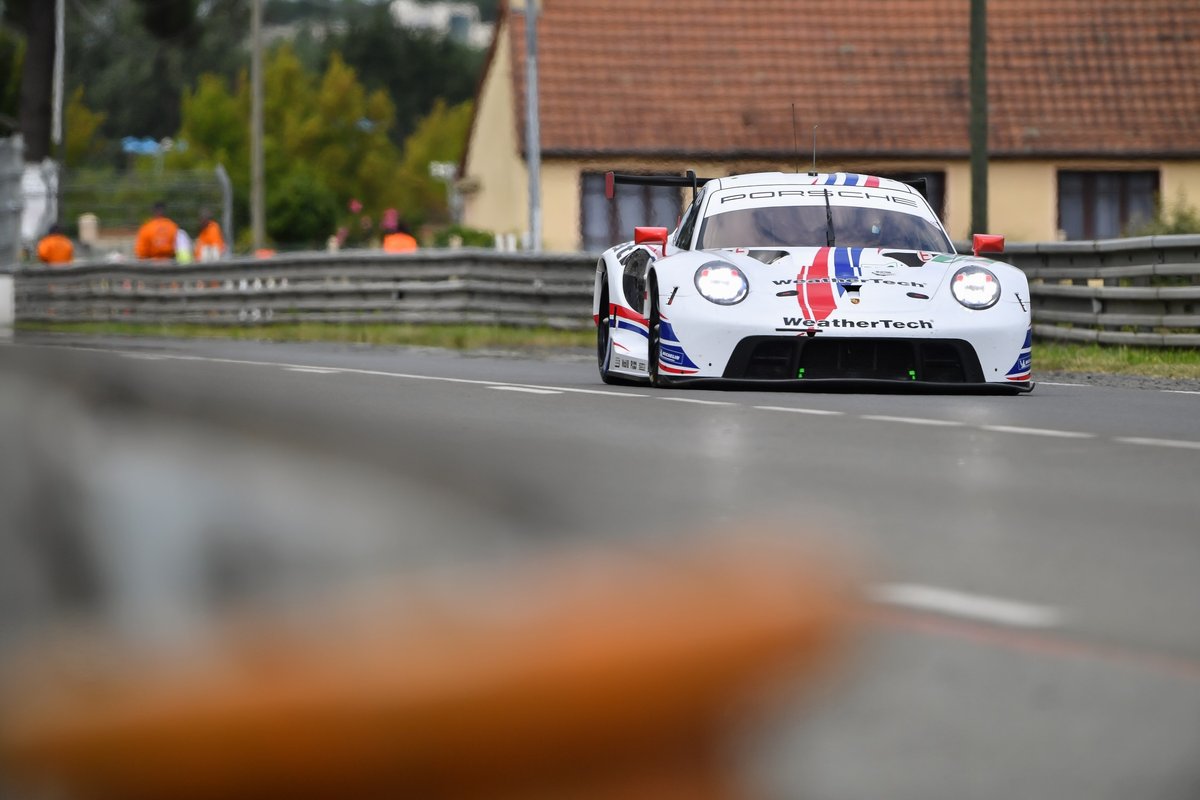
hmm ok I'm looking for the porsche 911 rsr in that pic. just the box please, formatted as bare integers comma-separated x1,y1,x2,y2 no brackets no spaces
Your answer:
593,171,1033,394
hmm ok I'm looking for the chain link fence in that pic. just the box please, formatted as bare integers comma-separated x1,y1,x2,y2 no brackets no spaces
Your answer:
0,136,21,270
58,166,230,258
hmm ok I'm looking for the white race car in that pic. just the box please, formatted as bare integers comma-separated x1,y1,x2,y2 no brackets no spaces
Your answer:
594,171,1033,393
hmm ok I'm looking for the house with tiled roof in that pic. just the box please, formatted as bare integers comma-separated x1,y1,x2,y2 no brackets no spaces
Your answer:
460,0,1200,251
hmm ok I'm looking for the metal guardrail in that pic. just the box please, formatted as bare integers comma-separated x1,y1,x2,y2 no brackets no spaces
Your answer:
999,235,1200,347
14,248,598,330
13,236,1200,346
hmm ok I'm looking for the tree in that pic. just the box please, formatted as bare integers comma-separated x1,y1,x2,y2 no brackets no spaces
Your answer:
317,2,483,146
64,87,107,167
394,99,473,226
0,22,23,132
64,0,248,142
16,0,52,160
133,0,194,40
170,43,410,246
266,168,337,246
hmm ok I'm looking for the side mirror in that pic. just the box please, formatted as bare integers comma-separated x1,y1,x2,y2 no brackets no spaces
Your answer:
972,233,1005,257
634,226,669,256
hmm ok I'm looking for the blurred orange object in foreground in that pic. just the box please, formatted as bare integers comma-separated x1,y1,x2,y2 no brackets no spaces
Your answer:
0,536,858,800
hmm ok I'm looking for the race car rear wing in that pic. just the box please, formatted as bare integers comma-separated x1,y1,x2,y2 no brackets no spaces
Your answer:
605,170,715,203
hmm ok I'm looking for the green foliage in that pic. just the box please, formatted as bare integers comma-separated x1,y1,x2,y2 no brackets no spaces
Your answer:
1132,192,1200,236
134,0,195,40
1034,342,1200,380
433,225,495,248
66,0,248,142
266,169,338,246
395,99,473,226
0,22,22,130
20,321,597,351
64,87,107,167
172,43,410,246
315,2,483,146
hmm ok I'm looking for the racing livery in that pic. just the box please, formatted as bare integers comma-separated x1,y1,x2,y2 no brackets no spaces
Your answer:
594,171,1033,393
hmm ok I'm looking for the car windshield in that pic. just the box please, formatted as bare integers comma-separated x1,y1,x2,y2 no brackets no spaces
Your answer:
696,204,952,252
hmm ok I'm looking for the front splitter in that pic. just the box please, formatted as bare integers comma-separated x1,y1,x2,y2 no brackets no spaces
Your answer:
656,376,1035,395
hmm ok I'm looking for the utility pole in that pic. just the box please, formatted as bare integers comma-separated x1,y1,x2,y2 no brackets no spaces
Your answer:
522,0,542,252
52,0,65,151
250,0,265,250
969,0,988,235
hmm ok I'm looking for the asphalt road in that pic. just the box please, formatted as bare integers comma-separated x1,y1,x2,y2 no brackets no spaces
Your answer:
4,333,1199,799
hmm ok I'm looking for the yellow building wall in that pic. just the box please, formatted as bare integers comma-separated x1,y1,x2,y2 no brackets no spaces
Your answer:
988,163,1058,242
1161,163,1200,213
540,162,581,252
460,18,528,241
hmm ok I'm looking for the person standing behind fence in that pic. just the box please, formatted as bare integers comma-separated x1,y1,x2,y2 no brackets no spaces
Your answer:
382,219,418,253
194,208,226,261
36,224,74,265
134,201,180,261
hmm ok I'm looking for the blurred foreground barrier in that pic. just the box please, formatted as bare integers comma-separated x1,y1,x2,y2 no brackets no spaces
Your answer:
13,249,596,330
1,542,854,800
1000,235,1200,347
0,346,858,799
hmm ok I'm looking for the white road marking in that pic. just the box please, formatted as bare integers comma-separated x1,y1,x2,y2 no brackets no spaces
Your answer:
979,424,1095,439
488,386,561,395
754,405,844,416
1164,390,1200,396
53,346,645,398
861,415,964,427
1039,381,1089,387
27,346,1200,451
119,353,169,361
1114,437,1200,450
658,397,735,406
872,583,1065,629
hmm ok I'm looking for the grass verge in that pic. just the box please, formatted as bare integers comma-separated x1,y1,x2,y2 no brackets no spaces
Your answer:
1035,342,1200,379
16,321,594,351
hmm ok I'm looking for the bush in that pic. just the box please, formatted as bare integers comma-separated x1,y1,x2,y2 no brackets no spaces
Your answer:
432,224,495,248
266,170,338,246
1133,192,1200,236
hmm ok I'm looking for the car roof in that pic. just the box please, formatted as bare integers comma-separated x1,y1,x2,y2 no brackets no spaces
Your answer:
707,172,920,195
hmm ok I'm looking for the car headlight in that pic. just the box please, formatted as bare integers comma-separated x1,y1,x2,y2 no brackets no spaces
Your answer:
694,263,748,305
950,266,1001,309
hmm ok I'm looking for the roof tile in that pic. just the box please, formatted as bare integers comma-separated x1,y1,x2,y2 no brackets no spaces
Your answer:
507,0,1200,158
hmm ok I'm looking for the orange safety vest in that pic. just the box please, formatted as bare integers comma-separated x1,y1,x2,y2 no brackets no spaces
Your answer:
37,233,74,265
194,220,226,260
382,232,418,253
135,217,180,260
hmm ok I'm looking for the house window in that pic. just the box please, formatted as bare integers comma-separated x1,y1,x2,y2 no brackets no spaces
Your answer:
580,173,681,252
1058,171,1159,240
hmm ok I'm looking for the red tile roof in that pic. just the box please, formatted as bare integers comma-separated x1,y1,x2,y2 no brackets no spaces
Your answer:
506,0,1200,159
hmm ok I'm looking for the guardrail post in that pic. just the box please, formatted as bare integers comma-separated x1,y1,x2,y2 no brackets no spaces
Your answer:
0,273,13,340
